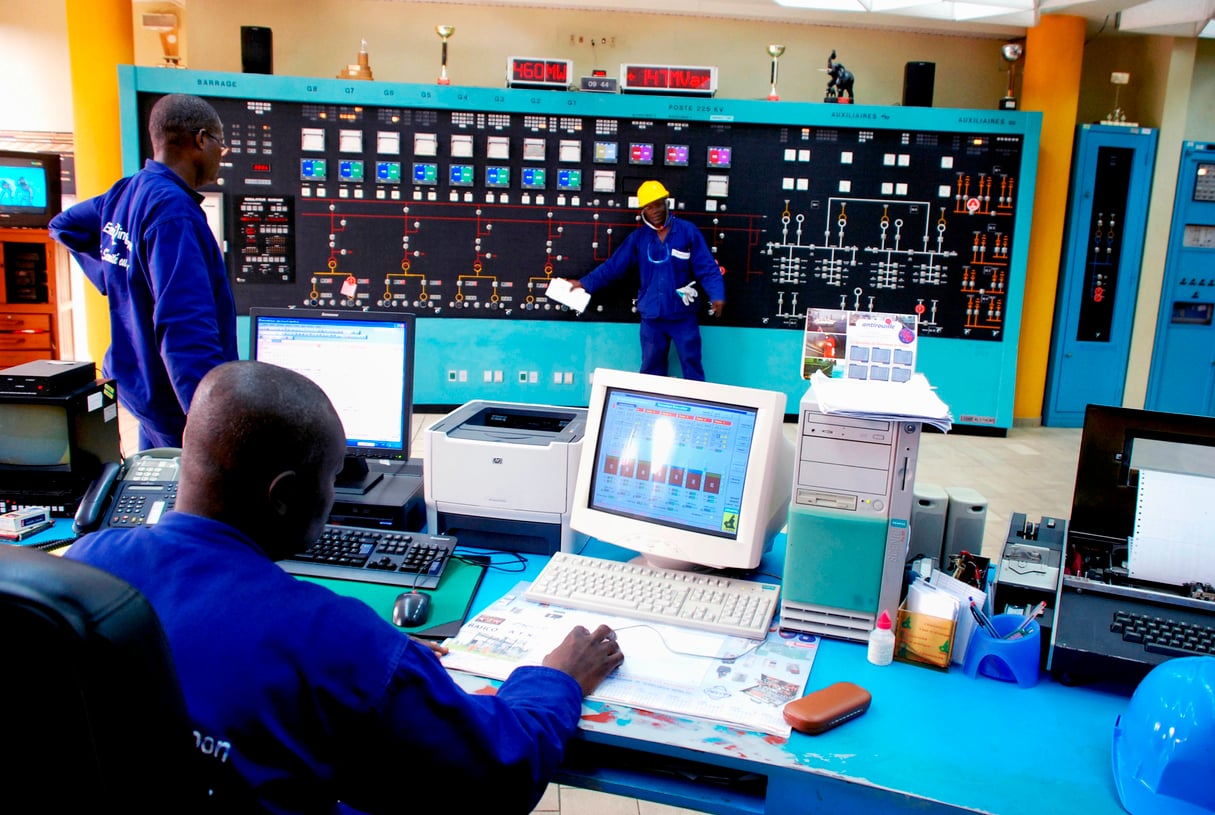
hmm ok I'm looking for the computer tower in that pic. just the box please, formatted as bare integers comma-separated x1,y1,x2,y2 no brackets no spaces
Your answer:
780,389,921,642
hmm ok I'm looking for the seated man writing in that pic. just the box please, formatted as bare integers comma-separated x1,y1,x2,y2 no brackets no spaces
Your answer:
67,360,624,814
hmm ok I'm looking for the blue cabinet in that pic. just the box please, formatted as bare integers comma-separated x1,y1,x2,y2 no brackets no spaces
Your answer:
1146,142,1215,415
1044,124,1157,426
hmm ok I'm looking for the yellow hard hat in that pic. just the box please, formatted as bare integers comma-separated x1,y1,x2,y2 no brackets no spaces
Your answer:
636,180,670,208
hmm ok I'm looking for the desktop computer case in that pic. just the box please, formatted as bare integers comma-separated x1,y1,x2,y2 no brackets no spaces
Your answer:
780,392,921,642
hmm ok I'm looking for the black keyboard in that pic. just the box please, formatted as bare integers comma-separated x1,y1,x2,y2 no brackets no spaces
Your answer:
1110,610,1215,659
278,526,456,589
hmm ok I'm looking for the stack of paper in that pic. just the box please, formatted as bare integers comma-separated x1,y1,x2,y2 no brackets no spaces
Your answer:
927,568,988,665
809,370,953,432
441,582,819,737
544,277,591,314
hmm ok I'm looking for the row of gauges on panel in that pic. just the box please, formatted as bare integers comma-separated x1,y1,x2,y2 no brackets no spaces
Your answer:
298,159,584,191
296,160,731,198
298,127,732,168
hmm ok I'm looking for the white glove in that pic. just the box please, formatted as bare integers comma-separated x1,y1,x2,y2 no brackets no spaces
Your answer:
676,282,698,306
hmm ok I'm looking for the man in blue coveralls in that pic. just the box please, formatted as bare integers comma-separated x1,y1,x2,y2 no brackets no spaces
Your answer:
51,93,238,450
67,360,625,814
567,180,725,380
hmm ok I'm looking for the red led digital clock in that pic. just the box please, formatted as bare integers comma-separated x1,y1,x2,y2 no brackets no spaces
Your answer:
506,57,572,89
619,64,717,97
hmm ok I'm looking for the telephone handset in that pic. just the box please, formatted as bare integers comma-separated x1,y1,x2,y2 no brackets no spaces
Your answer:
73,447,183,535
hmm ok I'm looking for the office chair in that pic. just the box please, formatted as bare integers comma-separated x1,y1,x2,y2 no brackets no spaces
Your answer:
0,544,208,812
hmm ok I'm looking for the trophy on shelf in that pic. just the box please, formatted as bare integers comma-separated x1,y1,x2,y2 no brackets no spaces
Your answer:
998,42,1023,110
767,44,786,101
436,25,455,85
337,38,374,81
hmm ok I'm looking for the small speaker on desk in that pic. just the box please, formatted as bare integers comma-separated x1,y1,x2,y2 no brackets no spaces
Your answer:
942,486,988,566
909,483,948,565
902,61,935,107
241,26,273,74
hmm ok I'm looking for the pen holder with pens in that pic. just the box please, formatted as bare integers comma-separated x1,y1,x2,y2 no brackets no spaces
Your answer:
962,613,1040,688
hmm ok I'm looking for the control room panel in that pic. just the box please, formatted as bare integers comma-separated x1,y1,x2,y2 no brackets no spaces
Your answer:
138,87,1027,339
121,68,1041,424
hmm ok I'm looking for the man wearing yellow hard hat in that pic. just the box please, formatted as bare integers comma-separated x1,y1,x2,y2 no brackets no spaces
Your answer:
566,180,725,380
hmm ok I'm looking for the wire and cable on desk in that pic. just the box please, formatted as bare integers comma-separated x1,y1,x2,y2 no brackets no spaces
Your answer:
452,548,528,574
31,537,77,553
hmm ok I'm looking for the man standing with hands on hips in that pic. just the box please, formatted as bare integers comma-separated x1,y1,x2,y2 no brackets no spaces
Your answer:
566,180,725,380
50,93,238,450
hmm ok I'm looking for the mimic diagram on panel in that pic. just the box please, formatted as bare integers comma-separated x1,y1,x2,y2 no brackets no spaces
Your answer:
279,194,756,320
763,159,1017,339
204,93,1026,341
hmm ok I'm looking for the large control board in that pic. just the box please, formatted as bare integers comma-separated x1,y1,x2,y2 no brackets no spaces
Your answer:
118,68,1041,425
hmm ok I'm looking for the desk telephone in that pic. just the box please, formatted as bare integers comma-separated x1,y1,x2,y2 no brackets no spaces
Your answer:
73,448,182,534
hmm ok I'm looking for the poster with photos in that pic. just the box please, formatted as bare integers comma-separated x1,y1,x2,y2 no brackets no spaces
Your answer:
802,309,918,381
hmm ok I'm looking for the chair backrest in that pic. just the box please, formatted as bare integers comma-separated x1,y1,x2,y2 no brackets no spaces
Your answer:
0,544,208,812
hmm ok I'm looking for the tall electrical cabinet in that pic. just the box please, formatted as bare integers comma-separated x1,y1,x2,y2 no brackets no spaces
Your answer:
1043,125,1157,426
1146,142,1215,415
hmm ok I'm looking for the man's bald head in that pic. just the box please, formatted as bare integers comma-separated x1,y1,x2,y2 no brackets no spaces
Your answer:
149,93,222,152
178,361,345,557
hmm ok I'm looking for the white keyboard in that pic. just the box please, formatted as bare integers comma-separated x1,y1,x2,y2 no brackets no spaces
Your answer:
523,552,780,639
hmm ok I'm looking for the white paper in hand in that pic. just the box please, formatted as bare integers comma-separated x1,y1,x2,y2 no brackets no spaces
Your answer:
546,277,591,314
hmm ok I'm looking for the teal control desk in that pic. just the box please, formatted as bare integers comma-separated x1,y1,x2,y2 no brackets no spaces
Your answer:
16,526,1131,815
457,538,1132,815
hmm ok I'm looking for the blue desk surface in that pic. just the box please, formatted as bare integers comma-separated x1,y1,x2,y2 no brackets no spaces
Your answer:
459,538,1133,815
17,523,1132,815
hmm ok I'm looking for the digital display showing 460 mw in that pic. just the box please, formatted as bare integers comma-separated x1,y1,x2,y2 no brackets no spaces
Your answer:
507,57,572,89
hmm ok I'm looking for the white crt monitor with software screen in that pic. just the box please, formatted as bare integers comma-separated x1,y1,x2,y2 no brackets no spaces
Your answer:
571,368,795,571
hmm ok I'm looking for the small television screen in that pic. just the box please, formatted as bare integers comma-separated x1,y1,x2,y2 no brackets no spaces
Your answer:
0,150,62,229
0,404,71,468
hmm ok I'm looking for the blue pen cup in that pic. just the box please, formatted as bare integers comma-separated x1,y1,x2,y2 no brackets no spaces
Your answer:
963,613,1040,688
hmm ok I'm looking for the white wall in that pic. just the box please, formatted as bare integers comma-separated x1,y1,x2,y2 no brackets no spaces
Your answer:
163,0,1010,109
0,1,73,132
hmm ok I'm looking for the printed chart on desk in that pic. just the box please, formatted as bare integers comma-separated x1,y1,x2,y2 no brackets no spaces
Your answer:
442,582,818,736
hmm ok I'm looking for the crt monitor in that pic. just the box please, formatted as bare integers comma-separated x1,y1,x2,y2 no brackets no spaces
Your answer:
249,308,416,493
571,368,795,571
0,150,62,229
0,379,121,515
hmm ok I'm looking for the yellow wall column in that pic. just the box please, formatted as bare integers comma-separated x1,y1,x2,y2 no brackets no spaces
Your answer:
64,0,133,367
1014,14,1086,424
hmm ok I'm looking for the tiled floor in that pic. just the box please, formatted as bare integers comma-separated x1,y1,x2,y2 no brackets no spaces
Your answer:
121,408,1083,815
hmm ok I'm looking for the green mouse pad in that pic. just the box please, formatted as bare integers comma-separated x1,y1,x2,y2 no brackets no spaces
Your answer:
297,555,487,640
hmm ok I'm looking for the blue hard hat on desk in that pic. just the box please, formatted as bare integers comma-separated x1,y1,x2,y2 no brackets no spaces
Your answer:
1112,656,1215,815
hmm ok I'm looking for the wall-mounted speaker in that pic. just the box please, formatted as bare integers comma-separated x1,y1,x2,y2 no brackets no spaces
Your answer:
903,61,936,107
241,26,273,75
942,486,988,567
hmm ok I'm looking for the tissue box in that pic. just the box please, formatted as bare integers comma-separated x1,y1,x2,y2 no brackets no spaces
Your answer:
895,602,956,669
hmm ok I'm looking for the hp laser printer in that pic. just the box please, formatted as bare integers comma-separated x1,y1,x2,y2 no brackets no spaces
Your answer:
424,401,587,555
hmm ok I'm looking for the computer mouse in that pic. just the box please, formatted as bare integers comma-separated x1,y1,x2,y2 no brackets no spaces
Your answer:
392,591,431,628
